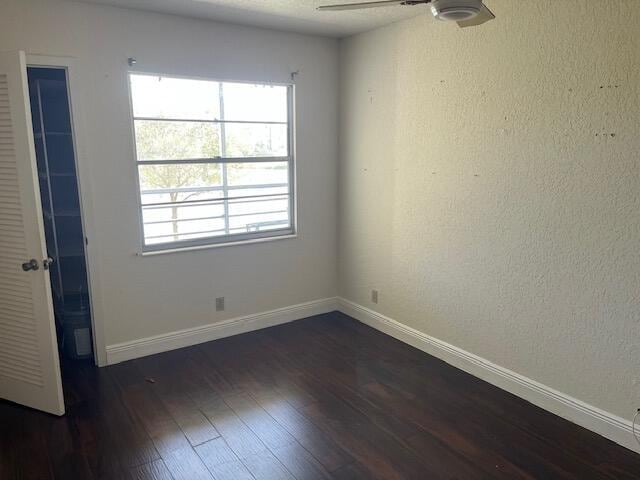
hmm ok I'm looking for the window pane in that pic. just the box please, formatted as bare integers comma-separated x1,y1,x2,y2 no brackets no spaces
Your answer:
130,74,220,120
134,120,220,161
142,203,227,245
138,163,222,205
222,83,288,123
225,162,290,234
228,195,290,234
141,196,290,244
223,123,287,158
226,162,289,188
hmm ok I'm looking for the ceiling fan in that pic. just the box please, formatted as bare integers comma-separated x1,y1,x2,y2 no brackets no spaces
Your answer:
317,0,495,28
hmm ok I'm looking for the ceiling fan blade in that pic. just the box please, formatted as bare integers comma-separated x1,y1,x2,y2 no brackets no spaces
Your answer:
317,1,407,11
456,3,495,27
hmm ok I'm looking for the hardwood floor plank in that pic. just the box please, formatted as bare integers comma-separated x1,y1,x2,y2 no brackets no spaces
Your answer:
162,446,214,480
331,462,376,480
195,437,256,480
223,392,296,450
78,392,159,472
2,312,639,479
274,334,527,478
286,315,622,479
300,399,438,480
320,313,640,479
186,347,244,399
124,459,173,480
250,388,352,472
359,375,605,479
405,431,523,480
99,363,163,468
207,461,256,480
65,362,157,474
159,391,220,447
241,451,295,480
195,437,239,467
7,408,55,480
202,338,354,473
197,396,268,459
118,382,192,457
271,442,331,480
44,413,95,480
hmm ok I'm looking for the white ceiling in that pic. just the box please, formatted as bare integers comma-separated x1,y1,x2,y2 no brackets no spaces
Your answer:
78,0,427,37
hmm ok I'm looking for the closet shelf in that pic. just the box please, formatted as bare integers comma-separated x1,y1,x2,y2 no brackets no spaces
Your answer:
49,172,76,178
44,210,81,218
34,131,72,138
56,251,85,259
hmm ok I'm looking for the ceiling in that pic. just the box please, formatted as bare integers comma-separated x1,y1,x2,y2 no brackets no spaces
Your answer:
78,0,427,37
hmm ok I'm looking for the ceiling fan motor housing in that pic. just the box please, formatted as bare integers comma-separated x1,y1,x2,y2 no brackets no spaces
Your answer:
430,0,482,22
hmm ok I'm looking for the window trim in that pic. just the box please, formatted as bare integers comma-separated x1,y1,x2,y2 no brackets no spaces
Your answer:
127,71,297,254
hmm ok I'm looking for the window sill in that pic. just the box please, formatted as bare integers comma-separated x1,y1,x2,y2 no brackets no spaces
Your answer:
136,233,297,257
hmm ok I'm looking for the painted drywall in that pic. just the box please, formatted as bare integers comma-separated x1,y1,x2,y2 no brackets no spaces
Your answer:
0,0,339,356
338,0,639,421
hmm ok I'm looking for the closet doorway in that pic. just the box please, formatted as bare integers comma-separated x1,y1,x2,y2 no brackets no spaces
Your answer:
27,64,94,362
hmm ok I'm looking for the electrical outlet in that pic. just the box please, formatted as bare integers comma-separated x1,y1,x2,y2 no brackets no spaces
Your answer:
371,289,379,304
215,297,225,312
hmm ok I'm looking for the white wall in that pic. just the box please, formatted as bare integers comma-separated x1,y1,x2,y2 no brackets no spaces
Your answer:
0,0,339,359
339,0,639,422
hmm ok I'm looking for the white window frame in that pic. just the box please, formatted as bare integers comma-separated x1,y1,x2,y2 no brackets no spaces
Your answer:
127,72,296,254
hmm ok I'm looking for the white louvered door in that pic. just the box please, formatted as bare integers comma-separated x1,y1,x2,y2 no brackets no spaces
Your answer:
0,51,64,416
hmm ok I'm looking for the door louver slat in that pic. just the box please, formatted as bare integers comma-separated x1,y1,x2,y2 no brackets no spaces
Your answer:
0,72,44,388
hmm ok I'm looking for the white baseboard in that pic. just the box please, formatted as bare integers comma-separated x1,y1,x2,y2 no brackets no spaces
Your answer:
106,297,338,365
337,297,640,455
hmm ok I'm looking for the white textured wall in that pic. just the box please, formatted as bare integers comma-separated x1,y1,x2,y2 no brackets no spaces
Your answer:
339,0,639,419
1,0,339,354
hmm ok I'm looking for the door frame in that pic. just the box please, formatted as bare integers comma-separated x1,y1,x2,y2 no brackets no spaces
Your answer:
26,54,107,366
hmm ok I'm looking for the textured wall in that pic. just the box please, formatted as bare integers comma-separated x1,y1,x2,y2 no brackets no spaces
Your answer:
1,0,339,353
339,0,639,419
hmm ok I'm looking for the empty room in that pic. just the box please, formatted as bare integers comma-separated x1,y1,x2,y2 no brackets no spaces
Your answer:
0,0,639,478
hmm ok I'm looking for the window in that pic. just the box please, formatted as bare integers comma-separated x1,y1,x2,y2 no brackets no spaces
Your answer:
129,73,295,251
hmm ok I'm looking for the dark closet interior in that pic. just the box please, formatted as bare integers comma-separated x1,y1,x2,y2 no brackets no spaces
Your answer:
27,66,93,360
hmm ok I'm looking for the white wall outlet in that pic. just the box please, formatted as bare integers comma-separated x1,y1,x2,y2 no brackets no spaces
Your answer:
371,289,379,304
215,297,225,312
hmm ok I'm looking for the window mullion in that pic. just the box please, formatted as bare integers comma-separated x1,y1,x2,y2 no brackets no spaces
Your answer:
219,83,230,236
133,116,287,125
137,156,290,165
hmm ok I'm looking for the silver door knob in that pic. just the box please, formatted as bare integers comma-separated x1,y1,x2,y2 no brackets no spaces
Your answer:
22,259,40,271
43,257,54,270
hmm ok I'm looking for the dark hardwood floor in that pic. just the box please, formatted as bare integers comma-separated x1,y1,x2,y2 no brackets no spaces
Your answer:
1,312,639,479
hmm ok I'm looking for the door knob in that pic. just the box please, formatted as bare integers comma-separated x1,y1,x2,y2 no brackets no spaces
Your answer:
22,259,40,271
